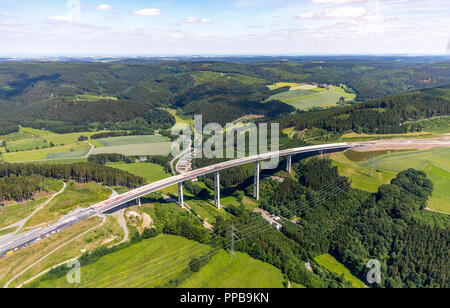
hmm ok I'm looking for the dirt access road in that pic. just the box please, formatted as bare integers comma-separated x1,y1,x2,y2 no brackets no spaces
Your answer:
352,137,450,152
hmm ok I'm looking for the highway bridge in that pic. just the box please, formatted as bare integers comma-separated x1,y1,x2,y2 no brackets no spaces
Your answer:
0,142,351,258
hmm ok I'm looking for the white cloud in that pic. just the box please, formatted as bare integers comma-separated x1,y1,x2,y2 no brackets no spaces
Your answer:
1,13,14,17
133,8,161,16
96,4,113,11
48,16,74,22
183,17,213,24
312,0,367,4
323,6,367,18
297,6,368,19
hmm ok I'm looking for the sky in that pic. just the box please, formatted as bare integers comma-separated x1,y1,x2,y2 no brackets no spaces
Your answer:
0,0,449,56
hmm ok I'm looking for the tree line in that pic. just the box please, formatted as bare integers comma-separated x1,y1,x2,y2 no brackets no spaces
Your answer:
0,174,47,203
0,162,144,190
278,93,449,134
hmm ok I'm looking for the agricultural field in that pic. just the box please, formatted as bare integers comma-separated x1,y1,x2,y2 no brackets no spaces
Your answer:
314,254,366,288
0,142,91,162
91,135,173,157
94,135,169,147
106,162,170,184
31,234,210,288
330,148,450,213
267,82,315,91
269,84,356,110
179,250,285,288
0,127,103,162
0,127,100,151
91,142,172,157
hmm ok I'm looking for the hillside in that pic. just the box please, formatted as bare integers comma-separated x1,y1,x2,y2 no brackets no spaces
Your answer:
1,59,449,131
279,88,450,135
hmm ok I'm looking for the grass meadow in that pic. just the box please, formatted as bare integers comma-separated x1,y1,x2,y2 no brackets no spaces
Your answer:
330,148,450,213
179,250,285,288
314,254,366,288
269,85,356,110
31,234,210,288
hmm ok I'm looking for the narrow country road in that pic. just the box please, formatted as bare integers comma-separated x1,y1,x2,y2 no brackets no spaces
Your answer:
104,186,129,245
0,182,67,237
82,141,95,158
170,139,192,175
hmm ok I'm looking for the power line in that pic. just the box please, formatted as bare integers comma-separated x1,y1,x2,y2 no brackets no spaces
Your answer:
81,165,372,288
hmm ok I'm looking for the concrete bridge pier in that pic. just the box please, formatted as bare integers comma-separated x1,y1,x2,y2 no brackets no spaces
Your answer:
137,197,141,207
286,155,292,173
254,161,260,201
214,171,221,209
178,182,184,208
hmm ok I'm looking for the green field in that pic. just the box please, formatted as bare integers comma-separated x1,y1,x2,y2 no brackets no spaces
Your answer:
0,127,100,162
32,235,210,288
4,138,49,152
314,254,366,288
179,250,285,288
91,142,173,156
95,135,169,147
0,127,102,152
270,85,356,110
107,162,170,184
46,149,90,160
331,148,450,213
91,135,172,157
423,164,450,212
0,142,90,162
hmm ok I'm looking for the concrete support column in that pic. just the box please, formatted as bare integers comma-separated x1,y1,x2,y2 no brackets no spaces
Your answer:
286,155,292,174
178,182,184,208
214,171,221,209
137,197,141,207
254,161,260,201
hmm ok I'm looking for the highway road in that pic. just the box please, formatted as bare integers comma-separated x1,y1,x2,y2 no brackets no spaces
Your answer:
0,142,350,258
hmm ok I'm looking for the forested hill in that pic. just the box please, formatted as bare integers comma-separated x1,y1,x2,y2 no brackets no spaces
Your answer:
0,59,449,132
278,89,450,134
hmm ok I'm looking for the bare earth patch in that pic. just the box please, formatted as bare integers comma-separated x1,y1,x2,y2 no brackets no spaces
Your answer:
352,137,450,152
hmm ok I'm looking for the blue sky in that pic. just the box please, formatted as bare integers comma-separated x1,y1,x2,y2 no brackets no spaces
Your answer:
0,0,449,55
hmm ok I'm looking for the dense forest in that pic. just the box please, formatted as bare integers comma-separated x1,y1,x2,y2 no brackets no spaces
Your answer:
0,174,48,203
249,158,448,288
278,92,450,134
1,58,449,131
0,162,144,195
0,123,19,136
